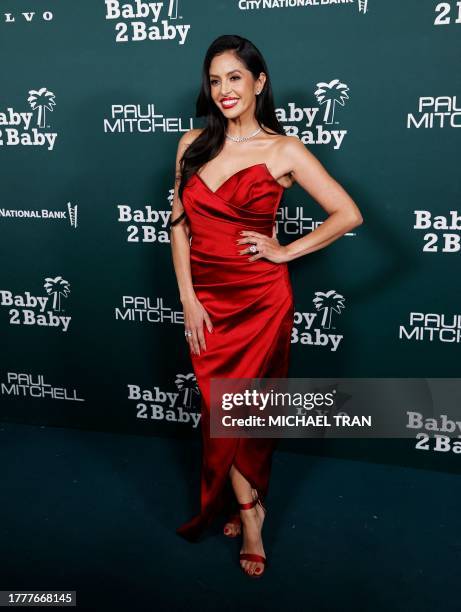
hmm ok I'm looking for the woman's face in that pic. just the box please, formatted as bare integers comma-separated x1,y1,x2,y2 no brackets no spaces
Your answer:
208,51,265,119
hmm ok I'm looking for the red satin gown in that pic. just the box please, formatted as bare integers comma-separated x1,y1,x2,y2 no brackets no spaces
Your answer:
176,162,294,542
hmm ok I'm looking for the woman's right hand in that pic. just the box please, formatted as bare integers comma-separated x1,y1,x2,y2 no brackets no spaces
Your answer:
182,295,214,356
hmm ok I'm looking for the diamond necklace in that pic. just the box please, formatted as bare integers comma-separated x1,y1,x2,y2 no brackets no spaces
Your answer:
225,126,262,142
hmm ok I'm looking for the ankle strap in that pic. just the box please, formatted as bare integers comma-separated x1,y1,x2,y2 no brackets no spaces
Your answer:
239,497,258,510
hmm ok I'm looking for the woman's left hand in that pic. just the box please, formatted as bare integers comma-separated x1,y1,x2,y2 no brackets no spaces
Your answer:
236,228,289,264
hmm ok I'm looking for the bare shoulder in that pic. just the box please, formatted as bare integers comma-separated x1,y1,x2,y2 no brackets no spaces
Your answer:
279,134,308,156
278,135,318,172
269,135,312,187
175,128,204,172
261,131,303,157
178,127,204,150
261,128,297,156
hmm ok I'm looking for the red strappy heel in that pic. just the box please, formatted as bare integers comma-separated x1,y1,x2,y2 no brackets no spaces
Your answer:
238,495,267,578
223,512,242,537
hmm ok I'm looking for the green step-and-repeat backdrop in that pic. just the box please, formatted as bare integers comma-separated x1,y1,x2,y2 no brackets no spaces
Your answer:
1,1,460,472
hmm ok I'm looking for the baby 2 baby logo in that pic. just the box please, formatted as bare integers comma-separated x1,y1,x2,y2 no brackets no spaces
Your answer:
0,87,57,151
128,372,201,428
0,276,71,332
105,0,191,44
277,78,350,149
293,289,346,351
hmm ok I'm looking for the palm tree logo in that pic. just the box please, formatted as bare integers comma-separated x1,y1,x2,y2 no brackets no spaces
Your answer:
67,202,78,228
314,79,350,125
43,276,71,311
358,0,369,14
312,290,345,329
168,0,179,19
27,88,56,128
174,373,200,409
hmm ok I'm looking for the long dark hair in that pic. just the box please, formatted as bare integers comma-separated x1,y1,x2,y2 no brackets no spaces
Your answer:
178,34,285,203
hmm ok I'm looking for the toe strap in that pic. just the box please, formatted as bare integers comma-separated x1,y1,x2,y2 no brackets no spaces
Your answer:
239,553,266,565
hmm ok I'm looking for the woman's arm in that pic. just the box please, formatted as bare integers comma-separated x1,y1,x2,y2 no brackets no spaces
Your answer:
238,137,363,264
280,136,364,262
170,130,197,303
170,129,213,356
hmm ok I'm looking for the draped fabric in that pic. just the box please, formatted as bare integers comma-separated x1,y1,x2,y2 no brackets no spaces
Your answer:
176,163,294,542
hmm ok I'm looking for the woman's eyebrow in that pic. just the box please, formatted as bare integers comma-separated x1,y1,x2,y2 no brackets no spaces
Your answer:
209,69,242,78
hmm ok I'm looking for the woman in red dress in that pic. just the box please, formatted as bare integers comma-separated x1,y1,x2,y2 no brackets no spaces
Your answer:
169,35,363,578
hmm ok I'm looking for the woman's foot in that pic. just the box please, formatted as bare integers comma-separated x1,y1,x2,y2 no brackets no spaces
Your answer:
223,512,242,537
239,489,266,577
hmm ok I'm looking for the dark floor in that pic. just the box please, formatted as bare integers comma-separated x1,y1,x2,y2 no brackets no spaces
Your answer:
0,421,459,612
